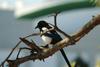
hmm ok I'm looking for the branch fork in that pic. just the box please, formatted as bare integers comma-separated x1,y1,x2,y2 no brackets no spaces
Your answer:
0,15,100,67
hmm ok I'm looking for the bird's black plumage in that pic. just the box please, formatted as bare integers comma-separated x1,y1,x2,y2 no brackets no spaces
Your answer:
35,20,71,67
35,20,62,45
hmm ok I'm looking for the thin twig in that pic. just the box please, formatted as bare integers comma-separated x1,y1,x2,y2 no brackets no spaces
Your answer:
0,41,21,67
54,13,57,27
48,23,71,38
16,47,32,59
0,32,40,67
20,38,42,53
1,15,100,67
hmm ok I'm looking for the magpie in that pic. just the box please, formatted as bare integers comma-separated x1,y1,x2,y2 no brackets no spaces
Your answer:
35,20,71,67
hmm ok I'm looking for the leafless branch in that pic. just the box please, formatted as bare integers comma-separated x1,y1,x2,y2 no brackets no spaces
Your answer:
0,32,41,67
1,15,100,67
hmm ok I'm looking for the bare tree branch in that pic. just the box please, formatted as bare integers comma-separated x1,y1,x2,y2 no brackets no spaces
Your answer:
72,15,100,42
0,32,41,67
2,15,99,67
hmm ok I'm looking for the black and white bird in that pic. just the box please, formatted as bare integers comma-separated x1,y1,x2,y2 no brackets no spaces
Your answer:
35,20,71,67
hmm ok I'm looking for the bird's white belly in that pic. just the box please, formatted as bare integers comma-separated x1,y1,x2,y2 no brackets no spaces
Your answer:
41,35,52,45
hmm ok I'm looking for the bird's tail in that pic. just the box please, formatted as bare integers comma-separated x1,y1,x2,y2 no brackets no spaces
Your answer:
60,49,71,67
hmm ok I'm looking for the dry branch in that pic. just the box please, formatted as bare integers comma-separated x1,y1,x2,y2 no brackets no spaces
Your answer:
73,15,100,42
1,15,100,67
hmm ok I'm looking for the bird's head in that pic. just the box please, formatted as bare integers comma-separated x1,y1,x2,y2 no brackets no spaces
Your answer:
35,20,49,30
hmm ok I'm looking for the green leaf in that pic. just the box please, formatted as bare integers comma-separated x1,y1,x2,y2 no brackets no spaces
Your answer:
16,0,97,19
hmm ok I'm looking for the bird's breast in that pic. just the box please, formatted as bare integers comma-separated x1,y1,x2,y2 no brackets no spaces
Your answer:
41,35,52,45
